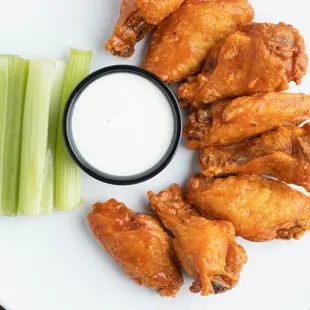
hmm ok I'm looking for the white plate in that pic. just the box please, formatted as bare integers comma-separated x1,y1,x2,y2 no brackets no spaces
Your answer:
0,1,309,309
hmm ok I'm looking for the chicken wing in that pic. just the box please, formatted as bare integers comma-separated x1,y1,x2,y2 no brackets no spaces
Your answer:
199,124,310,191
184,92,310,149
105,0,184,57
88,199,183,296
178,22,308,107
142,0,254,83
186,175,310,242
148,184,247,296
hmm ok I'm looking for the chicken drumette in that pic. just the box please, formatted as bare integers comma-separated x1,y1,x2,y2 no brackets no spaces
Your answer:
105,0,184,57
143,0,254,83
186,175,310,242
88,199,183,296
199,124,310,191
178,22,308,107
148,184,247,296
184,92,310,149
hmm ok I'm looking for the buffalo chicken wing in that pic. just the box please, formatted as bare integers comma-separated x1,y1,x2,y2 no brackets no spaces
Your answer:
199,124,310,191
142,0,254,83
178,22,308,107
148,184,247,296
184,92,310,148
105,0,184,57
186,175,310,242
88,199,183,296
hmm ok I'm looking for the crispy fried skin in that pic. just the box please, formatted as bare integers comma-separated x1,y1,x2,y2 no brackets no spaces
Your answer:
148,184,247,296
88,199,183,296
178,22,308,107
199,124,310,191
105,0,184,57
184,92,310,149
186,175,310,242
142,0,254,83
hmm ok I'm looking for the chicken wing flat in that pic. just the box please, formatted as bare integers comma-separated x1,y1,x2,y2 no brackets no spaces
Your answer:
186,175,310,242
184,92,310,149
88,199,183,296
178,22,308,107
142,0,254,83
148,184,247,296
105,0,184,57
199,124,310,191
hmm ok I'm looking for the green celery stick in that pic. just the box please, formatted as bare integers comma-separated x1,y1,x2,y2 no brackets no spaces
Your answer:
55,48,93,211
41,61,67,214
0,56,28,216
0,57,9,214
18,60,57,216
2,57,28,215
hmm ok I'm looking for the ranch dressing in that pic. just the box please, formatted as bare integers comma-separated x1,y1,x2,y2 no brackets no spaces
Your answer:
71,72,174,176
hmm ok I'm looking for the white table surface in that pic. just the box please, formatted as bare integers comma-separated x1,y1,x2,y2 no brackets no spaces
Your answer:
0,0,310,309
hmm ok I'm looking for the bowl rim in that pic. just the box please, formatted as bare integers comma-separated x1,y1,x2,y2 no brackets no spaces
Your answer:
62,65,182,186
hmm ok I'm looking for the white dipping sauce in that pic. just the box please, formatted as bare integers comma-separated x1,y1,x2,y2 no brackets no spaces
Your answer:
71,72,175,176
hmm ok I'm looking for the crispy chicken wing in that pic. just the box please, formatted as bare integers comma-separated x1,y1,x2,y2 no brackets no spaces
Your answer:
88,199,183,296
148,184,247,296
105,0,184,57
186,175,310,242
178,22,308,107
184,92,310,149
142,0,254,83
199,124,310,191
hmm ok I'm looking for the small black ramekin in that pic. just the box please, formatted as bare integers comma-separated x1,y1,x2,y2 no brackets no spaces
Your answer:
63,65,182,186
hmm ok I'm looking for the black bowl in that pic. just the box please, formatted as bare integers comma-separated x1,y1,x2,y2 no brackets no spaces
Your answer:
63,65,182,185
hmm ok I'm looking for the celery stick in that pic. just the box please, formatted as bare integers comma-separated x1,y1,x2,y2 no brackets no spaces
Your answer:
41,61,67,214
0,56,28,216
0,57,9,214
55,48,93,211
18,60,57,216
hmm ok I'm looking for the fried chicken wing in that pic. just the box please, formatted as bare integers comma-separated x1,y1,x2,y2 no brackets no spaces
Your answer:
105,0,184,57
199,124,310,191
88,199,183,296
184,92,310,149
186,175,310,242
178,22,308,107
142,0,254,83
148,184,247,296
